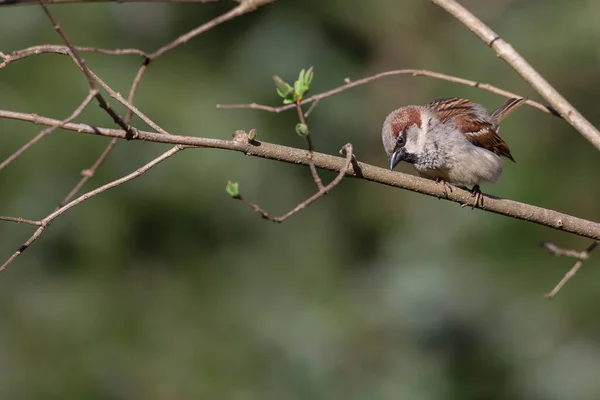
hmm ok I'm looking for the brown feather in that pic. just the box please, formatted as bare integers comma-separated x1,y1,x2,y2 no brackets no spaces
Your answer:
425,97,518,162
490,97,527,124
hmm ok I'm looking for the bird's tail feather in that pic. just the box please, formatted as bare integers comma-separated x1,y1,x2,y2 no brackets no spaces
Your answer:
491,97,527,124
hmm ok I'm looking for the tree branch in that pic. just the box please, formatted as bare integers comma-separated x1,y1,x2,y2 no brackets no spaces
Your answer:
0,145,186,272
429,0,600,151
543,241,598,298
148,0,268,60
1,110,599,241
0,91,96,170
56,64,149,208
233,142,353,222
0,45,148,69
38,0,139,138
23,0,274,206
217,69,557,116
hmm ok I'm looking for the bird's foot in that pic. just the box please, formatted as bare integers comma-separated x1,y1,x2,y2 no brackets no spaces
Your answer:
435,178,453,199
460,185,483,209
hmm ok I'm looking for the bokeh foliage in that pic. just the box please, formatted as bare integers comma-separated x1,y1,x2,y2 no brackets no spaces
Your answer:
1,0,599,398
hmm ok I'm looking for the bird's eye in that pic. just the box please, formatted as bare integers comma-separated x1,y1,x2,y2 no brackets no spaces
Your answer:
396,135,405,147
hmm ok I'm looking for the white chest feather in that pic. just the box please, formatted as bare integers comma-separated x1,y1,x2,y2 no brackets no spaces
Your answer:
413,127,504,186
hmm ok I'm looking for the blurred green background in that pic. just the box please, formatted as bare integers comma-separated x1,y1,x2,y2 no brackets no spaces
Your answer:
1,0,600,398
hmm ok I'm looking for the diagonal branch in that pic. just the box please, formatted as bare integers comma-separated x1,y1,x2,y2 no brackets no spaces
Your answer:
56,66,149,208
0,145,186,272
429,0,600,151
2,0,276,211
543,241,598,298
1,111,599,241
0,91,96,170
84,68,169,135
234,143,353,222
37,0,138,138
44,0,272,206
149,0,267,60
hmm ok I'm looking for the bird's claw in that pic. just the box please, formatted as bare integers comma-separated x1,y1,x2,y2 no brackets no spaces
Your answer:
435,178,453,199
460,185,483,209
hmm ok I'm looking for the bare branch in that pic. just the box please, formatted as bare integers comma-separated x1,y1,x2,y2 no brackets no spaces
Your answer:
0,91,96,170
1,0,597,294
149,0,272,60
2,0,274,210
234,143,353,222
57,138,119,208
57,64,150,207
0,216,42,226
1,110,599,241
0,145,186,272
83,67,169,135
37,0,138,138
543,241,599,298
0,45,147,69
429,0,600,151
217,69,556,116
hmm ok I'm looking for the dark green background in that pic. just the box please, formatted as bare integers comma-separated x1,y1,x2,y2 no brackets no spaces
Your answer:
1,0,599,398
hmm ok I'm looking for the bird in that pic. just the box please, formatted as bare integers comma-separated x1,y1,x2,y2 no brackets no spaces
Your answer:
381,96,526,208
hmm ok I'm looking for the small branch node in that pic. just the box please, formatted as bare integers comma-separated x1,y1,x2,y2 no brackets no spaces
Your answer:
543,241,598,298
488,36,501,47
232,143,354,223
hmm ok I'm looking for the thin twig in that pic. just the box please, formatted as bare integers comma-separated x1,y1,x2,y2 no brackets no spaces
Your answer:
543,241,599,298
57,138,118,208
295,101,324,190
34,0,271,137
0,45,147,69
217,69,555,116
0,0,282,273
149,0,272,60
429,0,600,151
57,64,151,207
0,216,42,226
3,0,275,211
85,67,168,135
1,111,599,241
235,143,353,222
0,91,96,170
304,99,320,118
37,0,138,138
50,0,259,207
125,64,150,124
0,145,186,272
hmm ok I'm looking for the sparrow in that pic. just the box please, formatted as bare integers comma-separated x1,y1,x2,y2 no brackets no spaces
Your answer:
381,96,526,207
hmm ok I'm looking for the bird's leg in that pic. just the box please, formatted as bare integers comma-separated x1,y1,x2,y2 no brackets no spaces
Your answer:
458,185,483,209
470,185,483,209
435,177,453,199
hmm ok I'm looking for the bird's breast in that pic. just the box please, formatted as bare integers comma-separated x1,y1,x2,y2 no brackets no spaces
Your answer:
446,146,504,186
413,146,504,186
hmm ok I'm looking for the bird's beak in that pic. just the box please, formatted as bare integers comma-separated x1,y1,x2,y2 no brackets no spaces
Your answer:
389,149,404,170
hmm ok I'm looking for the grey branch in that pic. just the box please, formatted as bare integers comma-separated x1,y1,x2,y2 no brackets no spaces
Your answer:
430,0,600,152
218,69,556,116
1,109,599,241
543,241,599,298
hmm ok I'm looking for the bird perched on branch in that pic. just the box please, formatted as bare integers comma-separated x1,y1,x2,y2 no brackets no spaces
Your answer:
381,96,526,207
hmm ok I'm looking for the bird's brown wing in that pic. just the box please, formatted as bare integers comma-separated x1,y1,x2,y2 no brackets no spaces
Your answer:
425,97,515,162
